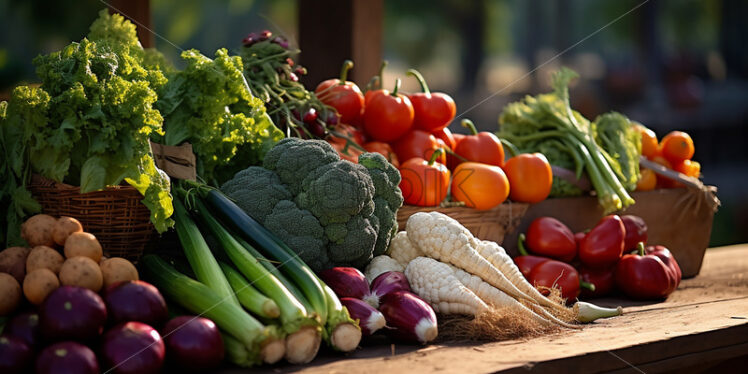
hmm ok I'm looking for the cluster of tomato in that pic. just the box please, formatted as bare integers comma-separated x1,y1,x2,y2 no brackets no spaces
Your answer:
636,126,700,191
316,62,553,210
514,215,682,302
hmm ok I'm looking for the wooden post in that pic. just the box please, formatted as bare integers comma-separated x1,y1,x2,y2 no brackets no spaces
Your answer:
107,0,154,48
298,0,383,87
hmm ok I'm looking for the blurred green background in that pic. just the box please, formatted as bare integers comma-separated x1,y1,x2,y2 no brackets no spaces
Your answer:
1,0,746,246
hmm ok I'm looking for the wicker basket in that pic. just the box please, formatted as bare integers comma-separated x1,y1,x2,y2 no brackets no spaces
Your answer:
396,202,530,243
27,175,155,261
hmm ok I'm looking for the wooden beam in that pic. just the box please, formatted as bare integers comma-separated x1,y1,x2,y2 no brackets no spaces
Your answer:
298,0,383,87
107,0,154,48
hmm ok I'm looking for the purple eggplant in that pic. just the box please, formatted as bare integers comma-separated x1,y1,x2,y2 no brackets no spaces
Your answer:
101,322,165,374
36,341,99,374
162,316,224,371
378,291,437,344
340,298,386,336
104,280,168,327
4,312,41,349
0,334,32,374
319,267,370,300
365,271,412,308
40,286,107,343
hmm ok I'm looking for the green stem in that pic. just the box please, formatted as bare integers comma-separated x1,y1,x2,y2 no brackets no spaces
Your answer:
500,138,520,158
338,60,353,84
461,119,479,135
391,78,402,97
406,69,430,94
427,148,445,165
636,242,646,256
580,281,596,292
443,147,468,162
517,233,530,256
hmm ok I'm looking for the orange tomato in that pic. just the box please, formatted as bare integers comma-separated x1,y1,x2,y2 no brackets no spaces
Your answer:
636,124,659,159
636,168,657,191
673,159,701,178
399,150,450,207
451,162,510,210
660,131,694,164
363,141,399,168
503,153,552,203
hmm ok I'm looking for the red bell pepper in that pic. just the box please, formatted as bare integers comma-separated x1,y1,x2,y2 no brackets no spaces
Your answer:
578,215,625,268
315,60,365,125
391,130,445,165
645,245,682,288
620,215,648,251
615,243,680,300
514,233,552,278
364,60,387,105
363,79,414,142
453,119,505,167
405,69,456,132
525,217,577,263
529,260,585,301
399,149,450,207
579,266,616,298
432,127,456,150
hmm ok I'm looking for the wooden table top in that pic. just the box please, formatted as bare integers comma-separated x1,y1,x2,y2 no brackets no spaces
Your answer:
237,244,748,374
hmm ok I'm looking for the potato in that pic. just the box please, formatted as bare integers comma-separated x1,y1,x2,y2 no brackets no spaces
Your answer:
64,232,103,262
0,246,31,283
100,257,139,288
23,268,60,305
53,216,84,246
0,272,22,315
59,256,103,292
26,245,65,274
21,214,58,247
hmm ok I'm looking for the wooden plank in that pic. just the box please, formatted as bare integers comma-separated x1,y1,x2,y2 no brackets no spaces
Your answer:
241,245,748,374
107,0,154,48
298,0,383,87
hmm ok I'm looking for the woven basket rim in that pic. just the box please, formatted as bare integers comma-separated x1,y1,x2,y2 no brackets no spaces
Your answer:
29,174,134,192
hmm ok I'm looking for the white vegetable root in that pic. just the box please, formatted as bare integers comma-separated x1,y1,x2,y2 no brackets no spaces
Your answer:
476,240,568,313
405,257,488,316
388,231,423,265
364,255,404,283
405,212,535,306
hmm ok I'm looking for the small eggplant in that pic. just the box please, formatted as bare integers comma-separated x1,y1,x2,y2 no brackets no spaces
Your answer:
340,298,386,336
319,267,370,300
378,291,437,344
365,271,411,308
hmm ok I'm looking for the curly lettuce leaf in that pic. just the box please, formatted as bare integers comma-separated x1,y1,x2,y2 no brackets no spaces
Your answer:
156,48,283,185
593,112,641,191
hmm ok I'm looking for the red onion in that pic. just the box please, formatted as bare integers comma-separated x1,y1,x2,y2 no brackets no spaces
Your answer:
319,267,370,299
162,316,224,371
101,322,165,374
0,334,32,373
40,286,107,343
340,298,386,336
104,280,168,327
36,341,99,374
378,291,437,344
365,271,411,308
4,312,41,349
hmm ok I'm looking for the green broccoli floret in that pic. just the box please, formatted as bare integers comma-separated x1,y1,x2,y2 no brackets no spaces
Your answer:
263,200,330,271
326,215,378,269
263,138,339,194
220,166,292,222
295,160,376,226
358,152,404,256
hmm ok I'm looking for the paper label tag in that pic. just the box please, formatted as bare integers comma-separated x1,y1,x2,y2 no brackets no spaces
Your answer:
150,141,197,181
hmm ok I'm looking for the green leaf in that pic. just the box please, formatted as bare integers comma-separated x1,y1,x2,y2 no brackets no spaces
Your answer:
80,156,108,193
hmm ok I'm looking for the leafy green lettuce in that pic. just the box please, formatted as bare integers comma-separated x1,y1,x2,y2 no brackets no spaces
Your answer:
155,48,283,185
0,10,174,239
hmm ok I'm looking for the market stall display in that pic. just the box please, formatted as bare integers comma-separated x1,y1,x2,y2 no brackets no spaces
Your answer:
0,8,726,373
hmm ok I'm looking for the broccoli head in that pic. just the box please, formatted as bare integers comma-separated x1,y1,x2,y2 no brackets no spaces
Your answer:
220,166,293,222
262,138,339,194
326,215,378,269
358,152,404,256
295,160,376,226
263,200,330,271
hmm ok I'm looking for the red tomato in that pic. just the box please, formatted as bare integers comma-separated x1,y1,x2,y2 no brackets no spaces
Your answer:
432,127,456,150
363,142,399,168
399,150,450,206
406,69,456,132
363,79,414,142
315,60,365,125
391,130,445,165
